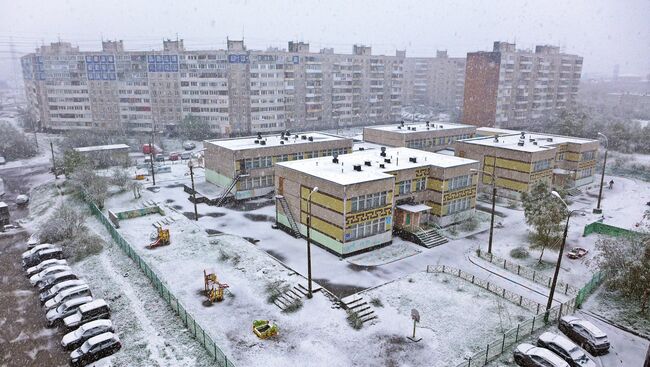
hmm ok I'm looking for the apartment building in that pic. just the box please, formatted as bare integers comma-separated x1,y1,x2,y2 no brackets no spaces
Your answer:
21,39,407,134
203,131,353,200
454,129,599,199
363,120,476,152
274,147,479,256
463,42,583,129
402,50,466,111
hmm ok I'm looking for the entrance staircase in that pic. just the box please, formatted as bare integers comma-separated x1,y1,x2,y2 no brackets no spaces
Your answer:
340,295,378,325
272,284,310,311
276,195,302,238
566,187,582,196
414,226,448,248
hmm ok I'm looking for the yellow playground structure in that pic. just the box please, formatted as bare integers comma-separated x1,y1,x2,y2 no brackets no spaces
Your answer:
147,227,170,249
253,320,278,339
204,270,229,303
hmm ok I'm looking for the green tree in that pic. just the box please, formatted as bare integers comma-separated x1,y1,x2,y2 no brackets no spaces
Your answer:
0,121,39,160
63,149,89,175
521,181,567,262
177,114,213,141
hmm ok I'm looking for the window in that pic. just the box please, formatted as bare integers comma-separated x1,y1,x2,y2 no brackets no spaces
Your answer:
398,180,412,195
243,156,272,170
350,191,387,212
582,150,595,161
448,175,470,190
347,217,386,241
446,197,471,215
533,159,552,172
557,152,565,161
240,175,273,190
415,177,426,191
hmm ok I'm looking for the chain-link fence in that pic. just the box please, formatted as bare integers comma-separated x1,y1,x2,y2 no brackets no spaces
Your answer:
475,249,579,296
88,202,235,367
426,265,576,367
575,271,605,308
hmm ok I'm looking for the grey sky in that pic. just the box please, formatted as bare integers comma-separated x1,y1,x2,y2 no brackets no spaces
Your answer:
1,0,649,82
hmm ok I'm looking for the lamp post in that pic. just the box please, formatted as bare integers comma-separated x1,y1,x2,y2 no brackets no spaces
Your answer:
545,191,579,321
594,132,608,214
188,160,198,221
471,168,497,254
306,187,319,299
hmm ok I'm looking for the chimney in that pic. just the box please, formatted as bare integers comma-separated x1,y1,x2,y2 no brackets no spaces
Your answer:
308,136,313,141
260,140,266,145
380,147,387,157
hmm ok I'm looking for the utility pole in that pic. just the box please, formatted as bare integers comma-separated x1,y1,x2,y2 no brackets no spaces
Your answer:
594,132,608,214
189,161,198,221
149,131,156,186
306,187,319,299
50,141,58,179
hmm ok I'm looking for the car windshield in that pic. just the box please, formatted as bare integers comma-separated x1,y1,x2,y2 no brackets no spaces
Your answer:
568,346,584,359
56,303,67,313
80,341,92,353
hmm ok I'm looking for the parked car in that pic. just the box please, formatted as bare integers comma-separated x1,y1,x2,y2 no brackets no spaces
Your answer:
0,156,5,165
30,264,71,286
155,154,165,162
22,243,55,260
168,152,179,161
38,271,79,293
22,248,63,269
143,156,152,164
63,299,110,330
16,194,29,205
559,316,610,355
62,319,114,350
514,343,570,367
69,332,121,367
25,258,68,277
566,247,588,259
26,235,40,249
537,332,596,367
45,296,93,327
40,279,87,304
180,152,192,160
44,284,92,312
182,141,196,150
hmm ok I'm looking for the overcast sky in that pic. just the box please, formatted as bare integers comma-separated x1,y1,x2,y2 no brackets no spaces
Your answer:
1,0,648,83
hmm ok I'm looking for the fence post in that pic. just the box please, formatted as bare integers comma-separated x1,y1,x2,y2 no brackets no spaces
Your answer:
536,303,540,315
485,343,490,365
467,357,471,367
564,283,568,295
503,259,507,269
487,282,490,291
471,275,475,284
515,324,520,342
531,317,536,332
517,265,520,275
532,271,536,282
501,333,506,352
519,295,523,306
559,303,563,319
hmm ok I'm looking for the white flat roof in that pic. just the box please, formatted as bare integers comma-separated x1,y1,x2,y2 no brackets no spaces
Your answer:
366,122,475,134
73,144,130,153
277,147,477,186
206,132,348,151
460,132,597,152
396,204,431,212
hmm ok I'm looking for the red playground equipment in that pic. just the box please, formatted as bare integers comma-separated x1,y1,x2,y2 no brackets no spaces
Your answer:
204,270,229,303
147,227,170,249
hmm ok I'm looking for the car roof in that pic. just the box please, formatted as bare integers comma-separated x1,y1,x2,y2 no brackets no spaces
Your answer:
59,284,89,296
63,296,93,307
38,248,62,255
539,332,578,351
53,279,85,289
50,271,76,280
516,343,536,354
573,320,606,338
86,332,119,346
532,347,570,366
40,265,70,272
78,299,108,312
80,319,113,331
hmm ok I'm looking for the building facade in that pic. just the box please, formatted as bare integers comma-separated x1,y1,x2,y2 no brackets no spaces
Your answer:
454,129,599,199
363,121,476,152
204,131,353,200
463,42,583,129
274,147,479,257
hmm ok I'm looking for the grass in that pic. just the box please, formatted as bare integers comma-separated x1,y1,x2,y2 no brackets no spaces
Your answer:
346,310,364,330
282,298,303,314
265,280,290,304
510,247,530,259
369,297,384,308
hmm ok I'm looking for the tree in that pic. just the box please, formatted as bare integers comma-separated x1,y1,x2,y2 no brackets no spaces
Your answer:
0,121,39,160
69,167,108,209
177,114,213,141
521,181,567,262
594,234,650,313
110,167,131,192
63,149,89,175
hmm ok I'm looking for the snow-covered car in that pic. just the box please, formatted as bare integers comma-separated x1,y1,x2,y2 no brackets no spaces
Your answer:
25,258,68,277
46,296,93,327
155,154,165,162
513,343,569,367
63,299,110,330
26,235,40,249
0,156,5,165
62,319,114,350
182,141,196,150
30,264,71,286
559,316,610,355
38,271,79,293
168,152,179,161
22,248,63,269
44,284,92,311
180,152,191,160
22,243,55,259
566,247,588,259
40,279,87,305
69,332,121,367
15,194,29,205
537,332,596,367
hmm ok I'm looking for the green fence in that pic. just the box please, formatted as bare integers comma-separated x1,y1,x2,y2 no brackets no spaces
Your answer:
575,271,605,308
88,202,235,367
583,221,640,237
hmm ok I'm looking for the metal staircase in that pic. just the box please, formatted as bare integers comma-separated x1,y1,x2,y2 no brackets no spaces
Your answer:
215,174,248,207
272,284,310,311
414,225,448,248
276,195,302,238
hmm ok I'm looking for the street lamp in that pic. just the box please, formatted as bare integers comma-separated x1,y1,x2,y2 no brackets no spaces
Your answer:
594,132,608,214
188,160,198,221
471,168,498,254
545,191,580,320
306,186,319,299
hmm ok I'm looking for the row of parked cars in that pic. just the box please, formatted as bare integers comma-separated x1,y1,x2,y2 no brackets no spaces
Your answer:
513,315,609,367
22,242,122,366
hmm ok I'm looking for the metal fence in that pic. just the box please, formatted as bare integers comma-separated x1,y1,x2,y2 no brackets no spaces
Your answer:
575,270,605,308
88,202,235,367
475,249,579,296
426,265,576,367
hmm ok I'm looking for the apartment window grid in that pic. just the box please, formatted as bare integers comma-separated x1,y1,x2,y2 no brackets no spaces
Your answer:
532,158,553,172
347,217,387,241
446,197,471,215
240,175,274,190
415,177,426,191
577,167,594,179
398,180,412,195
243,156,272,170
581,150,596,161
448,175,471,191
350,191,388,213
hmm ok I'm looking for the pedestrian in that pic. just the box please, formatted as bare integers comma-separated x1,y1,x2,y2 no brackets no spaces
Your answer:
608,180,614,189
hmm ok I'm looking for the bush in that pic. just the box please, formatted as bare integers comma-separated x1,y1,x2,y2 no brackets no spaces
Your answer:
265,280,289,304
282,298,303,313
460,214,479,232
62,233,105,262
369,297,383,308
346,310,363,330
0,121,38,161
37,205,87,243
510,247,530,259
507,200,519,209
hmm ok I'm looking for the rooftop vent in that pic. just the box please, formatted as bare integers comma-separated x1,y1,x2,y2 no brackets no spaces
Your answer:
529,138,536,142
427,127,430,130
301,135,307,140
533,141,538,145
412,127,417,131
379,163,385,168
359,147,365,151
308,136,314,141
364,161,372,167
547,137,553,142
409,157,417,163
397,126,402,129
380,146,387,157
400,120,405,127
494,134,500,143
284,137,289,141
294,134,299,139
353,164,362,172
518,132,525,146
426,121,430,127
257,132,263,140
254,139,259,144
260,140,266,145
384,158,391,163
280,141,285,145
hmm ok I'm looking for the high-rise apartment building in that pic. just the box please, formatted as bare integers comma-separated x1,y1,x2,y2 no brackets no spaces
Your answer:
463,42,583,129
402,50,466,112
20,39,411,134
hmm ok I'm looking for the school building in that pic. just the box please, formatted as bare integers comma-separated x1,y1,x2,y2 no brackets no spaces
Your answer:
273,147,479,257
362,121,476,152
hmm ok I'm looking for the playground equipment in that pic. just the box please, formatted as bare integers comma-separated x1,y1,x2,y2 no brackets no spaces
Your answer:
147,227,170,249
203,270,229,303
252,320,278,339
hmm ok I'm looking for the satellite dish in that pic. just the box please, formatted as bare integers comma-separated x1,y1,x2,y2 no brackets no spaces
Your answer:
411,308,420,323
